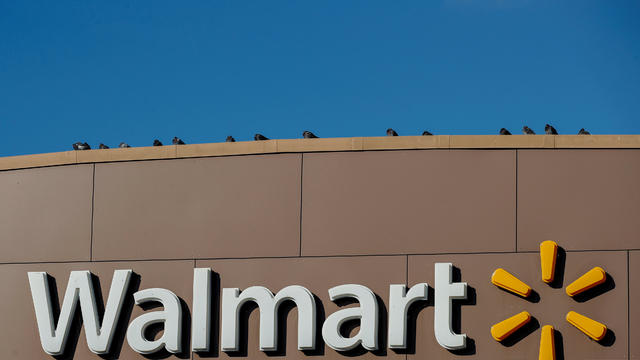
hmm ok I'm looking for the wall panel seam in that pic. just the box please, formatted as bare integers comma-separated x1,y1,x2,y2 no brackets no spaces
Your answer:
2,249,635,265
299,153,304,257
4,249,638,266
90,163,96,261
515,149,518,253
405,255,409,287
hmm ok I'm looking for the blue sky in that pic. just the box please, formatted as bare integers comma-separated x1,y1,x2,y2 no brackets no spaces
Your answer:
1,1,639,156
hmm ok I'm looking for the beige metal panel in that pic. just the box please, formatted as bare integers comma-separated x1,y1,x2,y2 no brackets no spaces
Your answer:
0,151,76,170
0,260,194,359
0,164,93,263
195,255,406,359
176,140,278,158
555,135,640,148
450,135,555,148
302,150,516,256
276,137,364,152
518,149,640,251
362,135,450,150
92,154,301,260
76,145,177,163
408,251,627,360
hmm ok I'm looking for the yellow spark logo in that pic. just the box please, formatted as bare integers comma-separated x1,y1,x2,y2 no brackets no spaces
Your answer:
489,240,609,360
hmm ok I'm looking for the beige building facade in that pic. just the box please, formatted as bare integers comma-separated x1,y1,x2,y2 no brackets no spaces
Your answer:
0,135,639,359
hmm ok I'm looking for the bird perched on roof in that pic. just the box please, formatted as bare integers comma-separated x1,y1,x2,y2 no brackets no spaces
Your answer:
226,136,236,142
545,124,558,135
119,142,130,148
522,126,536,135
499,128,512,135
99,143,109,149
422,130,433,136
386,128,398,136
303,131,318,138
578,128,591,135
72,142,91,150
254,134,269,140
153,139,163,146
172,137,185,145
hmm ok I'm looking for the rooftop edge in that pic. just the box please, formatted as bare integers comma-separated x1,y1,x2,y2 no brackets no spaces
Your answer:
1,135,639,171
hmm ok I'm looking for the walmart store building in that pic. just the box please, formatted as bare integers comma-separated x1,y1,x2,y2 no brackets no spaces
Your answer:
1,135,639,360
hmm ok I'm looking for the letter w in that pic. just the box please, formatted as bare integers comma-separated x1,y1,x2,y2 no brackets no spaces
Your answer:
27,270,132,355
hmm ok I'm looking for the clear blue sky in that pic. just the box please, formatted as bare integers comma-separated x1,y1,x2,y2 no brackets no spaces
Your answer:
1,1,639,156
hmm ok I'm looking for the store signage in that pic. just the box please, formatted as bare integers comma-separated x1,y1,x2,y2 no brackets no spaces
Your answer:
26,241,612,358
27,263,467,356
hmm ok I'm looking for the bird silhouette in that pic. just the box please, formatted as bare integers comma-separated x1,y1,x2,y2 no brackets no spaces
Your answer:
99,143,109,149
578,128,591,135
499,128,512,135
545,124,558,135
172,137,185,145
153,139,163,146
386,128,398,136
72,142,91,150
303,131,318,138
226,136,236,142
522,126,536,135
254,134,269,141
422,130,433,136
119,142,130,148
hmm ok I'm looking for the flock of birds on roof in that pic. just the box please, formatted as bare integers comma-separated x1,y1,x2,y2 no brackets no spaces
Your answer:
71,124,591,150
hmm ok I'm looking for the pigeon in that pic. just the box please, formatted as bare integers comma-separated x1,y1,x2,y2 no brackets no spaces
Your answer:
578,128,591,135
226,136,236,142
386,128,398,136
545,124,558,135
153,139,163,146
99,143,110,149
522,126,536,135
254,134,269,141
119,142,131,148
72,142,91,150
499,128,512,135
303,131,318,138
172,137,185,145
422,130,433,136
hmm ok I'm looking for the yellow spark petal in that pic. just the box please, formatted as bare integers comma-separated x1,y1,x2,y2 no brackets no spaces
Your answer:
566,311,607,341
491,311,531,341
539,325,555,360
540,240,558,283
565,267,606,297
491,268,532,297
